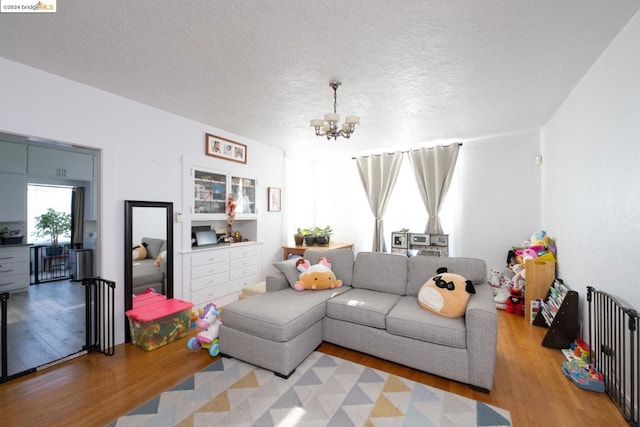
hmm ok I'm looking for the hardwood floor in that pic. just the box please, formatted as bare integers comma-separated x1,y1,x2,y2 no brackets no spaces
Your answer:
0,310,627,426
3,279,85,376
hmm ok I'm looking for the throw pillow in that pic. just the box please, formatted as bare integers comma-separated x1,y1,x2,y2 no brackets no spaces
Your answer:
418,267,476,318
273,259,302,288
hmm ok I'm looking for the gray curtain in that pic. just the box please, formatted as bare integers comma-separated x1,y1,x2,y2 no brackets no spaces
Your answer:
71,186,85,248
355,152,403,252
409,144,460,234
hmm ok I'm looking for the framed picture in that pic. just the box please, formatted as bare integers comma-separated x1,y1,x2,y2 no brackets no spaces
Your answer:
268,187,281,212
205,133,247,164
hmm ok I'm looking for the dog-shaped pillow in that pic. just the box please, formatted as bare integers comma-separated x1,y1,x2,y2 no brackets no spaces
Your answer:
132,242,148,261
418,267,475,318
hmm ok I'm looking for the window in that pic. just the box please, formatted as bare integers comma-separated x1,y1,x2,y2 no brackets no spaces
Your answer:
27,184,73,244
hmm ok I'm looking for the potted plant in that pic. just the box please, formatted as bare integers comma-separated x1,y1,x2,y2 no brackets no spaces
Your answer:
294,228,305,246
314,225,333,246
34,208,71,255
303,228,316,246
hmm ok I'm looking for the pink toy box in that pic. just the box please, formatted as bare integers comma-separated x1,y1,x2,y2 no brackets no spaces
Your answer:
126,298,193,351
132,292,167,309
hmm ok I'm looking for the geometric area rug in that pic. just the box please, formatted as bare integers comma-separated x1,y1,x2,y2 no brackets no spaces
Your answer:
109,351,511,426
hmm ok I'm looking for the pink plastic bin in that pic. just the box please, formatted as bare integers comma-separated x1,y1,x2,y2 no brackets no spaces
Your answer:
126,298,193,351
132,292,166,309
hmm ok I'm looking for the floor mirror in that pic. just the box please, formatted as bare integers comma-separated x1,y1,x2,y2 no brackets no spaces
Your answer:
124,200,173,341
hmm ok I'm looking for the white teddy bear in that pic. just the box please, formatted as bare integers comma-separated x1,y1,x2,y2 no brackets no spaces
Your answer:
510,264,526,291
489,268,511,310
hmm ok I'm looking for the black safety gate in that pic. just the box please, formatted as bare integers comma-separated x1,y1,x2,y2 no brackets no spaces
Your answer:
1,278,115,384
588,286,639,426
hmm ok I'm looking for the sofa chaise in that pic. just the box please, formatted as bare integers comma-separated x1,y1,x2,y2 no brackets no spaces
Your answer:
219,248,498,392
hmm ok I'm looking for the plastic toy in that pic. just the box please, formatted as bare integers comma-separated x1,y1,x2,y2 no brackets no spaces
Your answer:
187,303,222,356
562,359,604,393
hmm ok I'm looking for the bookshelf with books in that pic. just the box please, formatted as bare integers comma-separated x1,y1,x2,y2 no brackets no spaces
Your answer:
532,279,579,349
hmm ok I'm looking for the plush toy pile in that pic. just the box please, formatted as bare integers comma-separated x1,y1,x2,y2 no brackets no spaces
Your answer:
490,230,557,314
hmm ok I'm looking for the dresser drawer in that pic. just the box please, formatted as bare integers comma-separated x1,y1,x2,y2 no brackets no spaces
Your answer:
229,266,258,281
229,245,260,260
191,262,229,280
229,274,260,294
0,261,28,277
0,247,28,264
191,283,229,306
190,249,229,268
191,271,228,292
0,272,29,292
229,255,258,271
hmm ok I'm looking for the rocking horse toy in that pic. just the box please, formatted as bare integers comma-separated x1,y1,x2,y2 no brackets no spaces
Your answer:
187,302,221,356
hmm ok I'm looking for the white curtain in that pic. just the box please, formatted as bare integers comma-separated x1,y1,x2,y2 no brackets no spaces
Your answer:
355,152,403,252
409,144,460,234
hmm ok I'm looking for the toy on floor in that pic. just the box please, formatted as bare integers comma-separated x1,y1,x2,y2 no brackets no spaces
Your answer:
187,303,221,356
489,268,512,310
505,289,524,316
562,359,604,393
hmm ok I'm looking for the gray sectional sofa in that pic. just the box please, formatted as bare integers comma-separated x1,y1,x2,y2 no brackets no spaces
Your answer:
219,248,498,392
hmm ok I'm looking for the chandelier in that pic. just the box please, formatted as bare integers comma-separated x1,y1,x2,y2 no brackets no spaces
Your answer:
310,81,360,140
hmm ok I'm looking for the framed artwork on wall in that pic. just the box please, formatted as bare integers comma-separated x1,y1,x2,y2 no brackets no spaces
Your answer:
205,133,247,164
268,187,281,212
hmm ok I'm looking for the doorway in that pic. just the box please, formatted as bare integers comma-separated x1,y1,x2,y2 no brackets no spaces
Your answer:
0,133,99,382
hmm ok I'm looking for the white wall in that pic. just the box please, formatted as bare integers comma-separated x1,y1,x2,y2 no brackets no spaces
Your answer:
284,130,541,276
542,11,640,321
0,57,285,344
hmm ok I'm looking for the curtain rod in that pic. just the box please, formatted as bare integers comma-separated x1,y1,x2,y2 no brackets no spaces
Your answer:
351,142,462,159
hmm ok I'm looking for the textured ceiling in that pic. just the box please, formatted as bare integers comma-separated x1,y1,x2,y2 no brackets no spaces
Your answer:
0,1,638,156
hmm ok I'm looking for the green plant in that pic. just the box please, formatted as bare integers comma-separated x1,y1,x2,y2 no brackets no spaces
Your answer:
317,225,333,236
34,208,71,246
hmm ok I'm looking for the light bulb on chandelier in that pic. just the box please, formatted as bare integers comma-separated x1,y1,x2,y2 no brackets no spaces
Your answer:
310,81,360,140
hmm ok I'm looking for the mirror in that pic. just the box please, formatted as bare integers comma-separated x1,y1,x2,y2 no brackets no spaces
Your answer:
124,200,174,341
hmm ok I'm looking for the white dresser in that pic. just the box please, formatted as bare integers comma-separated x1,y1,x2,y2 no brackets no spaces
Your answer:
0,245,29,293
184,242,262,307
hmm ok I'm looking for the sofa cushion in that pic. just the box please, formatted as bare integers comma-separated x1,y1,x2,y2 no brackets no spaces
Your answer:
221,286,350,342
272,259,301,287
326,288,401,329
386,296,467,349
352,252,407,295
141,237,164,260
304,248,354,286
406,257,487,297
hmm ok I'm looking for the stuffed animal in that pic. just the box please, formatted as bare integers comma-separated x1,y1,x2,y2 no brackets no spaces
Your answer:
132,242,148,261
154,250,167,267
510,263,526,291
293,257,343,291
489,268,503,289
418,267,475,318
505,289,524,316
489,268,511,310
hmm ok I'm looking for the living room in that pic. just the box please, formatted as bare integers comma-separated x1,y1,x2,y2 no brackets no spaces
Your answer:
1,2,639,425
